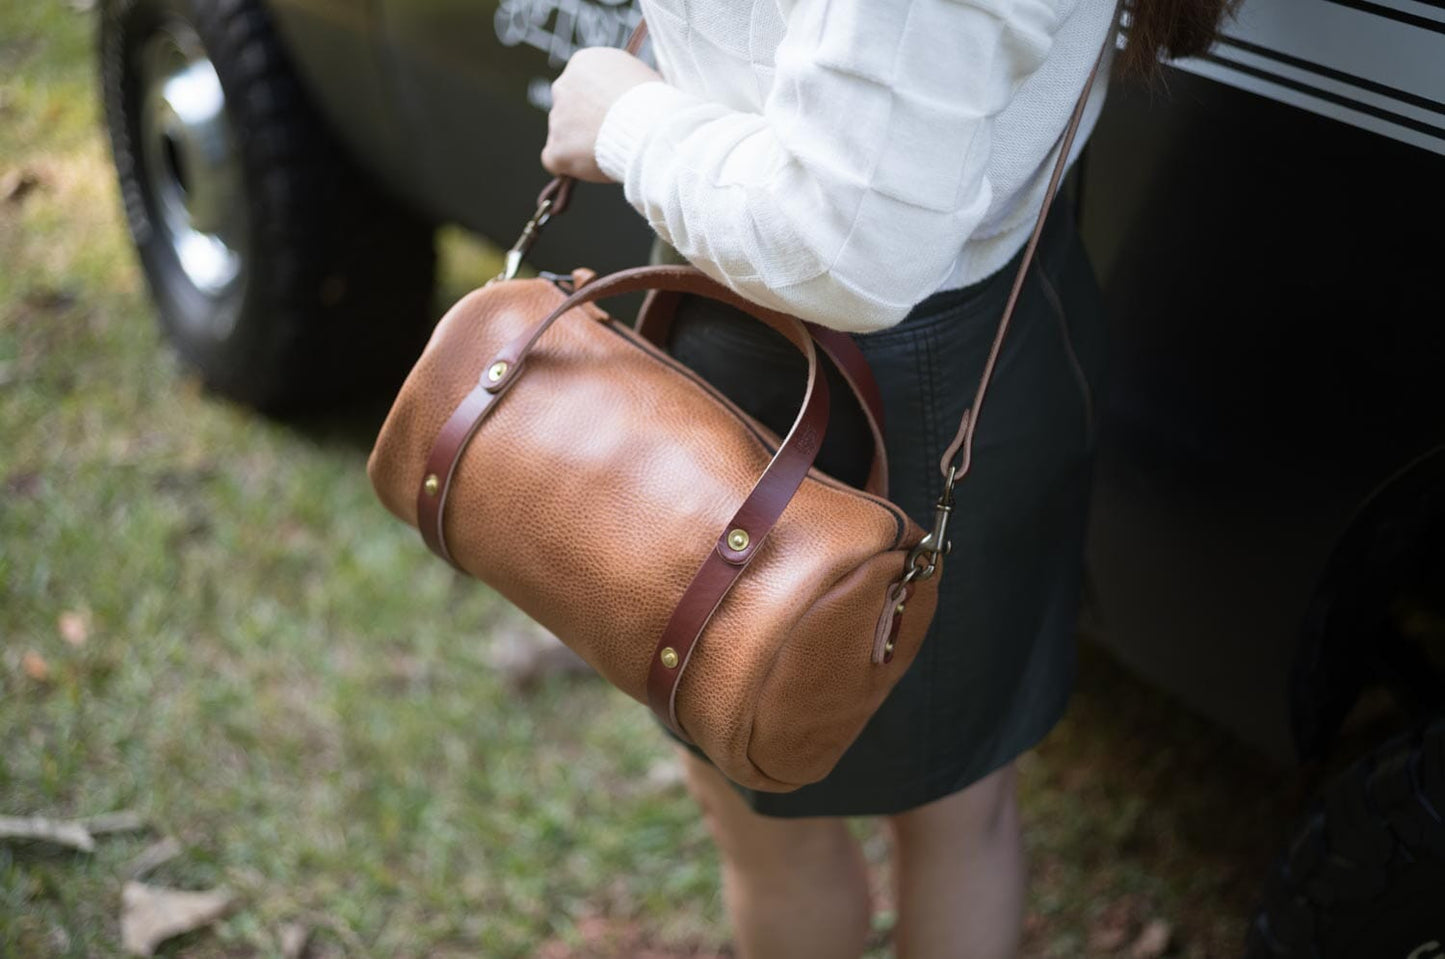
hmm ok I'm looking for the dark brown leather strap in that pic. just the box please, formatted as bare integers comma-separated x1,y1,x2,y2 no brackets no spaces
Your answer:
803,324,889,499
635,293,890,499
647,354,828,735
417,382,510,571
625,17,649,56
633,288,683,345
938,36,1110,481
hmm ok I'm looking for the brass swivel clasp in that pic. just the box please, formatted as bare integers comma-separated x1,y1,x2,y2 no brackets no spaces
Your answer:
902,465,957,586
492,196,555,283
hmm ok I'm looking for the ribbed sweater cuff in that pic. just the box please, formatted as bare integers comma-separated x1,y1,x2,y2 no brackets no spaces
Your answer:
594,80,700,184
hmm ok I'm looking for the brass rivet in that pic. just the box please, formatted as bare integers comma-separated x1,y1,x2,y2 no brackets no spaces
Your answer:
660,647,679,669
487,360,509,382
423,474,440,497
727,528,749,551
894,602,906,616
883,639,896,657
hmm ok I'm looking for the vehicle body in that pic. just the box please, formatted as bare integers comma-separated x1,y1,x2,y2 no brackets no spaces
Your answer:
100,0,1445,954
267,0,654,275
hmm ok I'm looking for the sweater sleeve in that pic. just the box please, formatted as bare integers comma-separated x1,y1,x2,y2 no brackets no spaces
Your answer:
593,0,1070,333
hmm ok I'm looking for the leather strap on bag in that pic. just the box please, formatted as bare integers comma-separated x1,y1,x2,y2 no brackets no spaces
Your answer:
887,26,1113,601
937,43,1109,486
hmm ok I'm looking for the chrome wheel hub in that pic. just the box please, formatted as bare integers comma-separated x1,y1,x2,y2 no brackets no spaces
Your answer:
139,22,246,306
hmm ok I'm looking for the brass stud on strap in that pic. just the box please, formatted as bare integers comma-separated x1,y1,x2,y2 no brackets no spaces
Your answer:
487,360,509,382
883,639,896,658
423,474,440,497
659,647,679,669
726,528,749,551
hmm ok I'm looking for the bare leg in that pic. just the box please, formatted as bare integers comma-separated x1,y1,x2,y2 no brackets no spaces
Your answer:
675,746,873,959
886,763,1025,959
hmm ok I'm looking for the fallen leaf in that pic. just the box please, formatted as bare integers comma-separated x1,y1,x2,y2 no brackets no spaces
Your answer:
125,836,182,879
1129,918,1173,959
21,650,50,682
1088,895,1142,953
22,286,78,314
58,610,90,646
1,168,41,204
279,921,310,959
5,470,39,497
0,815,94,852
120,882,234,957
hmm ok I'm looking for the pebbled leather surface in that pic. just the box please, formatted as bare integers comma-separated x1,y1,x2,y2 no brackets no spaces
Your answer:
368,271,937,791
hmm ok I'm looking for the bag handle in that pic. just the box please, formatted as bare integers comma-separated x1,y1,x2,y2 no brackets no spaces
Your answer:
418,264,834,584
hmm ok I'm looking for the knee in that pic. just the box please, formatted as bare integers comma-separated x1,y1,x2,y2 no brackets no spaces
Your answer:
678,749,865,884
701,798,857,877
888,762,1020,849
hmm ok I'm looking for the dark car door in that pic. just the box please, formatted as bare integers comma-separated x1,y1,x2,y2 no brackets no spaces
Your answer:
268,0,416,189
375,0,654,274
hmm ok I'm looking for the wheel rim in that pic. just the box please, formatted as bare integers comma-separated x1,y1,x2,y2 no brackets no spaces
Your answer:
138,20,246,330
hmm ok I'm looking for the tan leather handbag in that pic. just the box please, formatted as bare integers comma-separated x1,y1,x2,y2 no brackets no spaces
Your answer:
368,22,1109,792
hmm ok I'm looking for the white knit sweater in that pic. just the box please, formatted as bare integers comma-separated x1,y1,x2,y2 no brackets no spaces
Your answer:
593,0,1118,333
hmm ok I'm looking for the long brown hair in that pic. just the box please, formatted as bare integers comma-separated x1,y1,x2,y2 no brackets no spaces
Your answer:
1116,0,1241,78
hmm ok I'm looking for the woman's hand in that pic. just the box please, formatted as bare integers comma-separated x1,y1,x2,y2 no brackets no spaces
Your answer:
542,47,662,183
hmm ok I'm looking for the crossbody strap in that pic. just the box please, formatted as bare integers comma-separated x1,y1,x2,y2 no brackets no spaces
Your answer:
938,37,1110,484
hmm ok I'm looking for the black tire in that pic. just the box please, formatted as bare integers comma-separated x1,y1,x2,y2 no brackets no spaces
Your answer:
1248,718,1445,959
100,0,436,413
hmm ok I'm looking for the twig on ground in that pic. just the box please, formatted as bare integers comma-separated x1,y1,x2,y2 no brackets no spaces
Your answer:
125,837,183,879
82,810,148,835
0,815,97,852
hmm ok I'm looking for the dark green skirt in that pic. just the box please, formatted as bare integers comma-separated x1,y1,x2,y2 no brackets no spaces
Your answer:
646,203,1106,818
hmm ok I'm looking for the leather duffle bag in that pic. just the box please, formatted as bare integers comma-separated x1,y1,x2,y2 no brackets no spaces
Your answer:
367,21,1108,792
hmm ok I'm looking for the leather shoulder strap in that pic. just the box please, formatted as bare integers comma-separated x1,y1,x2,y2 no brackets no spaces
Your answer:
937,27,1113,481
625,17,648,54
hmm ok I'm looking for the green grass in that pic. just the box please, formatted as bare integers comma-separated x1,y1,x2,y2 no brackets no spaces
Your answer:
1,3,1306,956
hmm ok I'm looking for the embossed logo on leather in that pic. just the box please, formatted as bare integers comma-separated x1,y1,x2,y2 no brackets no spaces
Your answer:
795,424,820,455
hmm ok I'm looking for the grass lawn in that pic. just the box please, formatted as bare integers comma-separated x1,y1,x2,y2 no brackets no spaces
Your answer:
2,3,1310,956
